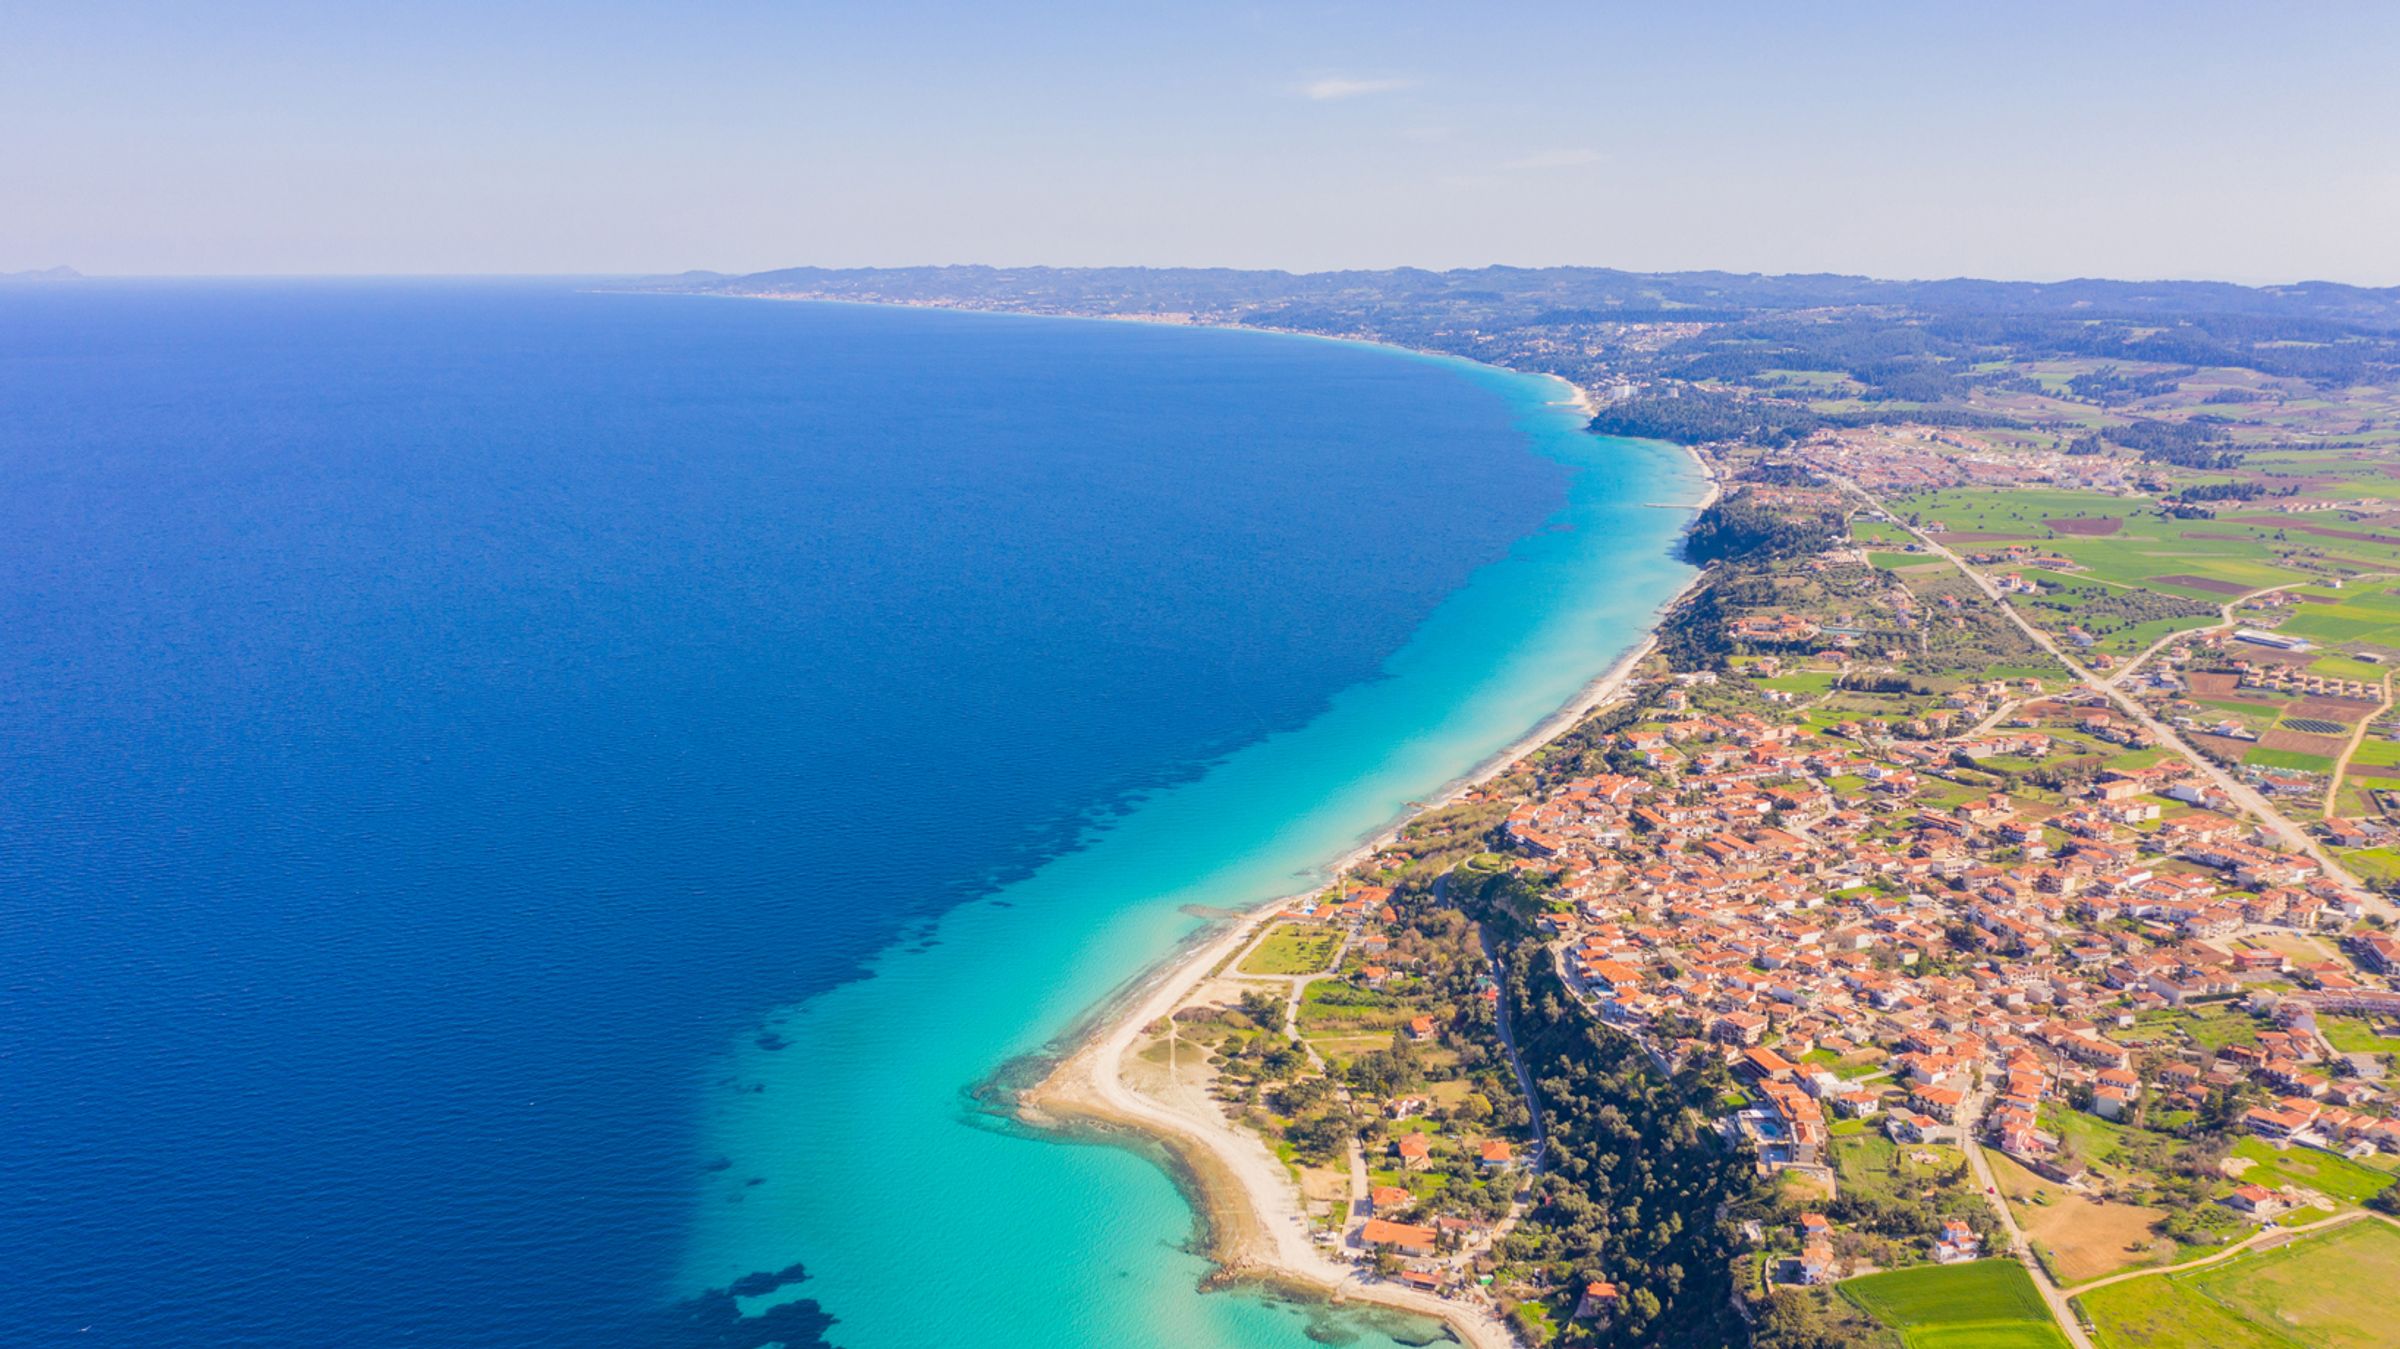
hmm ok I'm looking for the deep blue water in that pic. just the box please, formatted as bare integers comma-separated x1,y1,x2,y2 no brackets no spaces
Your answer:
0,283,1611,1347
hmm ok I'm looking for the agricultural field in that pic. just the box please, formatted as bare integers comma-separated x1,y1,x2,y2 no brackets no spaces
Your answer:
1892,488,2329,598
1237,922,1340,975
2077,1218,2400,1349
2278,579,2400,653
1842,1260,2071,1349
2243,746,2338,774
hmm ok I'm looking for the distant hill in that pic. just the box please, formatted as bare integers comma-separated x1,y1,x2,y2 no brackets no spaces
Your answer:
660,263,2400,331
0,265,85,282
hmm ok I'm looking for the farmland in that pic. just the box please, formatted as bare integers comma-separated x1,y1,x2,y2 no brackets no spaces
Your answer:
1893,487,2321,596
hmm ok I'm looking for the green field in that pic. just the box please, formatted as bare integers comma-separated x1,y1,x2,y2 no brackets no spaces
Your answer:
2346,736,2400,768
2228,1137,2396,1208
2338,846,2400,883
2278,581,2400,652
2243,747,2337,774
2077,1218,2400,1349
1890,487,2320,596
2317,1015,2400,1054
2116,1005,2263,1055
1238,923,1340,975
1843,1261,2071,1349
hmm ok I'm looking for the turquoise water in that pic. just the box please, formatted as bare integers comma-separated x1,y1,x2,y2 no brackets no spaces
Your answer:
0,286,1693,1347
683,339,1702,1347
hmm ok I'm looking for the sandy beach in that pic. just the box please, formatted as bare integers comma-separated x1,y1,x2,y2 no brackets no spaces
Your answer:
696,282,1717,1343
1019,619,1680,1349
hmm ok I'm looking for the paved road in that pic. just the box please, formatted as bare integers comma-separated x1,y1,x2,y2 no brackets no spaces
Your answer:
1958,1094,2096,1349
1480,924,1548,1165
1844,481,2391,919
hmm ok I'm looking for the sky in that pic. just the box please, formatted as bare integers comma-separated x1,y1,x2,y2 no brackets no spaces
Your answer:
6,1,2398,284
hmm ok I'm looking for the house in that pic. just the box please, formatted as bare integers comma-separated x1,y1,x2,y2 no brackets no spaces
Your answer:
1934,1218,1982,1263
1479,1140,1518,1169
1737,1045,1800,1083
2224,1183,2284,1218
2245,1104,2316,1140
1360,1218,1439,1257
1574,1281,1622,1320
1396,1134,1433,1170
1407,1015,1439,1042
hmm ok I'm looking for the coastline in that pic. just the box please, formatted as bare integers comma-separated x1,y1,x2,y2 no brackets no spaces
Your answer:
637,285,1703,513
671,287,1718,1347
1001,475,1714,1349
1016,634,1670,1349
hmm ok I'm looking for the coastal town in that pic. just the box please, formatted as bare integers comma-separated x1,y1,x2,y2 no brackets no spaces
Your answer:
1061,416,2400,1348
1141,448,2400,1347
751,265,2400,1349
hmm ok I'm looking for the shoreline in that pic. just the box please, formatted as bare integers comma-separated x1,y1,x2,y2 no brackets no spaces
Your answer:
1015,637,1670,1349
629,284,1708,511
680,286,1716,1347
1006,569,1712,1349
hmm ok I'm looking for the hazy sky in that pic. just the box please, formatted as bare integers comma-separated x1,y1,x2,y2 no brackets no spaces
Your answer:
8,1,2398,283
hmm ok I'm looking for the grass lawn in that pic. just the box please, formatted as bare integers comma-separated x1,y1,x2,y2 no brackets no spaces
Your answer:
2317,1015,2400,1054
1238,922,1340,975
1834,1134,1965,1206
1843,1260,2070,1349
2079,1218,2400,1349
2335,846,2400,883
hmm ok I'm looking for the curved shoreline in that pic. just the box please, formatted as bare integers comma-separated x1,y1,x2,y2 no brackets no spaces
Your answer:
675,289,1718,1346
1014,625,1686,1349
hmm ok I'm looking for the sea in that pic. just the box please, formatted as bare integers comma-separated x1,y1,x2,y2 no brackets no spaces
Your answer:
0,281,1699,1348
